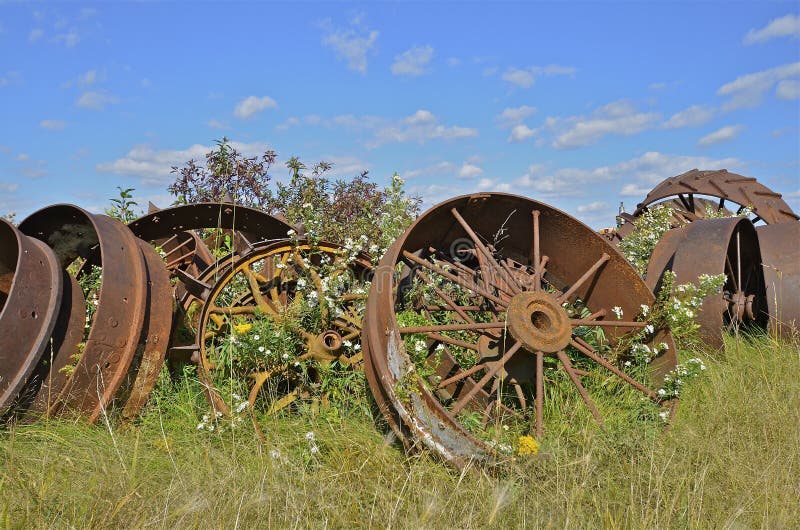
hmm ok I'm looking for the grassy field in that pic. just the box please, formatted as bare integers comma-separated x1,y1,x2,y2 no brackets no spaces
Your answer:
1,332,798,529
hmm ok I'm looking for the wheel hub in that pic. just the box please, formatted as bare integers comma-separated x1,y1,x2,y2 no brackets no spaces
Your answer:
506,291,571,354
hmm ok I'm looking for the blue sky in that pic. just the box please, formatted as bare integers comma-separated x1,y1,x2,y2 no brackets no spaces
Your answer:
1,2,798,227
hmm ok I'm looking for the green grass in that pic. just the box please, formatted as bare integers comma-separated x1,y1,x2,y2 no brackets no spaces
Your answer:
1,332,798,529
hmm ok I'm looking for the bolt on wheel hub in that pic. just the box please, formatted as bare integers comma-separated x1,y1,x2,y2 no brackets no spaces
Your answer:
506,291,571,354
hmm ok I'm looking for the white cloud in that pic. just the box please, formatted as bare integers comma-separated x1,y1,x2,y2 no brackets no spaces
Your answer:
447,57,461,67
325,155,371,175
776,79,800,100
509,124,536,143
16,153,29,161
79,69,97,86
40,120,66,130
513,152,745,199
0,182,19,193
698,125,744,147
207,119,230,130
403,161,457,179
501,64,576,88
663,105,716,129
577,201,609,213
475,178,511,192
496,105,537,126
549,100,660,149
0,71,22,88
458,162,483,179
319,17,378,74
234,95,278,119
369,109,477,147
391,45,434,77
54,30,80,47
29,28,44,43
717,62,800,110
76,91,119,110
744,14,800,45
96,141,271,186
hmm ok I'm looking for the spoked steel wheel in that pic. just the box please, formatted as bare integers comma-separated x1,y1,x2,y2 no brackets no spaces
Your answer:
192,240,372,432
364,193,678,468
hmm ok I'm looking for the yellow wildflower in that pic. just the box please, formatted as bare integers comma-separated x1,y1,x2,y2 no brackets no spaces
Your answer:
233,323,253,334
518,435,539,456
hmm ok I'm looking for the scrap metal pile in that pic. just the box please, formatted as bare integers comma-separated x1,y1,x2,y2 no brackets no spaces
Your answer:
1,169,797,468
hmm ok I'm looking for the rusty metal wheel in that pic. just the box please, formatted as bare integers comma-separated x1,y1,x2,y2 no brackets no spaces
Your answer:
19,205,149,422
189,240,372,431
755,223,800,338
0,219,64,415
646,217,767,349
633,169,798,225
364,193,678,468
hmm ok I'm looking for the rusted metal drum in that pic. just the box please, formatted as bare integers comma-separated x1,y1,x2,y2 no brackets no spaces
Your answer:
646,217,767,349
0,219,63,415
20,205,149,422
756,222,800,338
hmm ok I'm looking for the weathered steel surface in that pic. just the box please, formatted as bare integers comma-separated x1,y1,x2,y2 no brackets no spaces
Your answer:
119,239,173,420
756,222,800,338
634,169,798,225
646,217,766,349
0,219,64,414
20,206,149,421
21,274,86,418
128,202,293,247
363,193,677,469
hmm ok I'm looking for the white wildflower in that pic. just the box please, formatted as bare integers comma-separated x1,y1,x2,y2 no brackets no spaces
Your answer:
305,431,315,441
612,306,624,319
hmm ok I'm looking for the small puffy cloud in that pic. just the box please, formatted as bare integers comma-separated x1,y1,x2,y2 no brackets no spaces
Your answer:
447,57,461,67
0,182,19,193
40,120,66,130
620,183,652,197
475,178,510,192
776,79,800,100
369,109,477,147
577,201,609,213
663,105,716,129
16,153,29,161
319,16,378,74
508,124,536,143
96,141,271,186
76,91,119,110
54,30,80,47
549,100,660,149
744,14,800,45
29,28,44,42
458,162,483,179
496,105,537,126
501,64,576,88
62,69,99,88
207,119,230,130
391,45,434,77
717,62,800,110
698,125,744,147
403,161,457,179
234,95,278,119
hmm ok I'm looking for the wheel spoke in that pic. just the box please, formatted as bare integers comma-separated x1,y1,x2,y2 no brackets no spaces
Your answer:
451,341,522,415
427,333,481,352
556,350,604,426
557,253,610,303
571,319,649,328
532,210,542,291
569,338,657,400
402,250,507,306
437,360,493,388
400,321,507,334
417,270,477,325
451,208,522,295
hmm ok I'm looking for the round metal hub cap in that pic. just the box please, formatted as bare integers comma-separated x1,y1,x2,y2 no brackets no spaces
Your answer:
506,291,571,353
